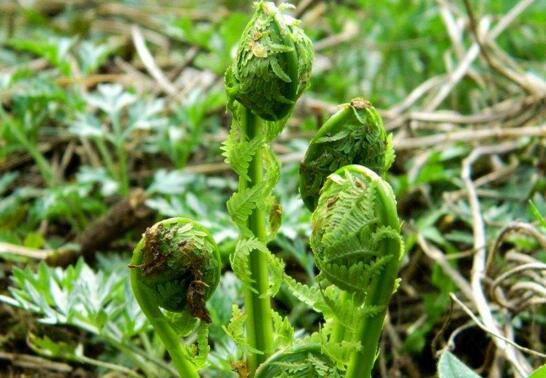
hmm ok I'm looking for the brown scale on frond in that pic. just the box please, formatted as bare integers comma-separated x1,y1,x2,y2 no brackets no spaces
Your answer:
183,245,212,322
231,360,250,378
187,279,211,322
326,196,338,209
350,98,371,109
128,225,167,276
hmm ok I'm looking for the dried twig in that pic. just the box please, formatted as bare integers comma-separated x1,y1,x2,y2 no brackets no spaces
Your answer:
397,123,546,151
462,142,532,376
425,0,537,111
131,25,177,96
0,351,72,373
450,293,546,359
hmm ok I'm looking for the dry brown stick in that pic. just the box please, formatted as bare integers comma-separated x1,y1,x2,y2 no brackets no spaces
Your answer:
384,76,445,122
0,351,72,373
462,0,543,96
445,160,518,202
397,94,541,125
384,313,421,378
397,123,546,151
131,25,177,96
492,263,546,293
45,189,154,267
294,0,317,18
486,222,546,275
462,141,532,377
436,0,485,88
450,293,546,359
417,234,474,301
425,0,536,111
0,242,49,259
314,21,359,51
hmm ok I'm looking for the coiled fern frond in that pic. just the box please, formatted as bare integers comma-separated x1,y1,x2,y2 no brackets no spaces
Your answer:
225,1,313,121
310,165,401,295
130,218,221,320
299,99,394,211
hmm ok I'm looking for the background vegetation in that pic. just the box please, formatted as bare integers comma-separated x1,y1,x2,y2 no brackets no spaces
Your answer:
0,0,545,377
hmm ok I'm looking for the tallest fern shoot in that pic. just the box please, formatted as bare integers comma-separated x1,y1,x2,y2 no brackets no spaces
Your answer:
223,1,313,374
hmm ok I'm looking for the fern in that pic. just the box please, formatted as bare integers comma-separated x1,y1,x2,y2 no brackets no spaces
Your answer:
223,305,262,356
272,311,294,349
192,323,210,368
231,238,285,297
282,274,325,313
227,186,262,234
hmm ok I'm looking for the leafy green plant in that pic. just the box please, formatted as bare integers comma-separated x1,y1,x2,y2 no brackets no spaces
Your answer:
437,350,481,378
125,2,403,377
129,218,221,377
0,258,178,377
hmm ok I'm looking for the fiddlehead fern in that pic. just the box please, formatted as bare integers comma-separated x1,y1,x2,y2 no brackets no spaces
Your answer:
225,1,313,121
299,99,394,211
223,2,313,374
310,165,402,378
129,217,221,378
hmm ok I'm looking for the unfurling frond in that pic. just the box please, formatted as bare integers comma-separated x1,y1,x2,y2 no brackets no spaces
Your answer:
299,99,394,211
130,218,221,321
310,165,401,295
225,1,313,121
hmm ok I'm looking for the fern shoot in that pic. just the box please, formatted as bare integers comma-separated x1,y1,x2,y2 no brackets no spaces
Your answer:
129,218,221,378
299,98,394,211
311,165,403,378
225,1,313,121
223,1,313,374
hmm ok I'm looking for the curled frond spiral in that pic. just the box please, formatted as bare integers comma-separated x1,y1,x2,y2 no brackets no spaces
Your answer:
130,217,221,321
225,1,313,121
310,165,401,295
255,344,341,378
299,99,394,211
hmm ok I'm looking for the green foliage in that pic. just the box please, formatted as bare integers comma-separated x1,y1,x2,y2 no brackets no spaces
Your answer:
0,259,180,375
529,364,546,378
255,344,341,378
230,237,285,297
8,37,74,75
0,259,143,335
438,351,481,378
1,1,543,377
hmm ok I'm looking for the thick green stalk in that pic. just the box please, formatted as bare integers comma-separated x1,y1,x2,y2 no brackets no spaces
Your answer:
240,108,274,374
130,252,199,378
330,289,348,344
345,180,401,378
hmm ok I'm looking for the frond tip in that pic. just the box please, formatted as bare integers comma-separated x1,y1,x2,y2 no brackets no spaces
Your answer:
129,218,221,321
310,165,402,294
299,99,394,211
225,1,313,121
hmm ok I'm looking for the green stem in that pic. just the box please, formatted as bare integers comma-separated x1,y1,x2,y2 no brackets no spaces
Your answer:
345,180,401,378
331,290,348,344
111,112,129,196
94,137,117,183
240,108,274,375
130,250,199,378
